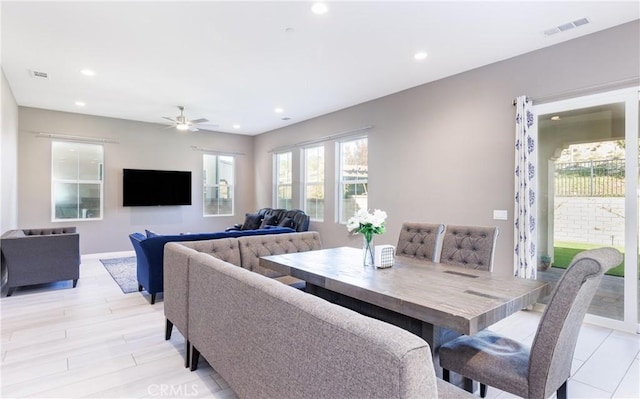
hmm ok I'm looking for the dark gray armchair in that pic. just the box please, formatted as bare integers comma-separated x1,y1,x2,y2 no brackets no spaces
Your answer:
439,247,623,399
1,227,80,296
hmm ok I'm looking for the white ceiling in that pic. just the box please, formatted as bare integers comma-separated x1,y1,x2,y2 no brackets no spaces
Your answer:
2,1,638,135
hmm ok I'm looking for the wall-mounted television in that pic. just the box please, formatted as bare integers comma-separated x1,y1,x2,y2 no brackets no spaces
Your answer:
123,168,192,206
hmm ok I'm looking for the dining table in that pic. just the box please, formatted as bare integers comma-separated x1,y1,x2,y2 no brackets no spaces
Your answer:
260,246,550,378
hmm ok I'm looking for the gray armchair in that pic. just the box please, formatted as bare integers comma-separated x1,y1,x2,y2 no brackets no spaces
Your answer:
439,225,499,271
439,247,623,399
396,222,445,262
1,227,80,296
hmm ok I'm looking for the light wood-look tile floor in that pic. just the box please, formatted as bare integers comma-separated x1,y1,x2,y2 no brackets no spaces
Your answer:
1,253,638,398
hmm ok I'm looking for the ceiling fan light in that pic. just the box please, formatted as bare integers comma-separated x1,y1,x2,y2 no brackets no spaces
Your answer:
176,123,189,131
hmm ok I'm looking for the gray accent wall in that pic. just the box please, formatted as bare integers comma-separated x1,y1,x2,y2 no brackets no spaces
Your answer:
1,67,19,234
17,108,255,254
10,21,639,269
253,21,640,276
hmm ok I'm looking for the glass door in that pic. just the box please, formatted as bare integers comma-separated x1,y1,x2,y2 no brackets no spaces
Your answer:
536,87,639,333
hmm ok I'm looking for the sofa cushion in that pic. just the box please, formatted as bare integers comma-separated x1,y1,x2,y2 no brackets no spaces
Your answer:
259,214,279,229
241,213,263,230
277,217,295,228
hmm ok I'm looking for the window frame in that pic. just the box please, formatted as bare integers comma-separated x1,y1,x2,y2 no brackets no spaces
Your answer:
203,153,235,217
337,136,368,224
274,151,293,209
302,145,325,221
51,141,104,222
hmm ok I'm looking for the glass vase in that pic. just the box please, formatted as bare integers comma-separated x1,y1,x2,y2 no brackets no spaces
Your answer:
363,236,374,267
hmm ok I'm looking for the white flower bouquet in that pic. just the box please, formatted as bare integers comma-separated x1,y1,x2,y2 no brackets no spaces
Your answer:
346,208,387,243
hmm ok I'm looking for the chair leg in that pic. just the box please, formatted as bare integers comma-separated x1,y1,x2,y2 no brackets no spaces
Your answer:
480,383,487,398
6,287,15,297
190,346,200,371
72,279,78,288
557,381,567,399
442,369,450,382
463,377,474,393
165,319,173,340
150,293,156,304
185,340,191,368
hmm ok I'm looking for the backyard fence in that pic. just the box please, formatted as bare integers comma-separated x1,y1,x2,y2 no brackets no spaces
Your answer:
555,159,625,197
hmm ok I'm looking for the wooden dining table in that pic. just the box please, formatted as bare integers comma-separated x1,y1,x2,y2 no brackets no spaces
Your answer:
260,246,550,377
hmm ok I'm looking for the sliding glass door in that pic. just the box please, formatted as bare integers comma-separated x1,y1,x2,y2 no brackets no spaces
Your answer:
536,87,639,332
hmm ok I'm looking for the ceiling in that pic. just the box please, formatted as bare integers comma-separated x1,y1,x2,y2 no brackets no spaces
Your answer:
2,1,638,135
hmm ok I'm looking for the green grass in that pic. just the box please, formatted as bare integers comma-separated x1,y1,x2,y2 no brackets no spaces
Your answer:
552,241,626,277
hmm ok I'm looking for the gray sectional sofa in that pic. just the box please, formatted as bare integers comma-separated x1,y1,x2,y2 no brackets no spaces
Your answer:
163,231,322,365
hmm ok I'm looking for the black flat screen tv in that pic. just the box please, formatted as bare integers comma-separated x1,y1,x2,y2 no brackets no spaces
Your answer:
123,168,192,206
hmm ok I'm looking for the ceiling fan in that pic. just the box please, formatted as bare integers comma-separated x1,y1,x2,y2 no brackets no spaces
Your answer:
162,106,208,132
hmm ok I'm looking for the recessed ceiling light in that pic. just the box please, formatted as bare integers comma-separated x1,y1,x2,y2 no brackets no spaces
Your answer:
311,2,328,15
414,51,428,61
80,69,95,77
75,101,86,107
274,107,284,114
233,124,241,129
551,115,561,121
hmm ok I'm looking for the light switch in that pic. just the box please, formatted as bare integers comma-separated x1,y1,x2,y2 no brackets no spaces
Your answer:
493,210,508,220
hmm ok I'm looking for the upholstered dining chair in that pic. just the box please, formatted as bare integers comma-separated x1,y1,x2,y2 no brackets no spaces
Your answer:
439,225,499,271
396,222,445,262
439,247,623,399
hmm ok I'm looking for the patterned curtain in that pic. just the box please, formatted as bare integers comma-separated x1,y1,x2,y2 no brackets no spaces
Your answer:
514,96,537,279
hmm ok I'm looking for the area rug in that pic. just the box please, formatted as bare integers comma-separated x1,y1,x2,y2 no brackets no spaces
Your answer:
100,257,138,294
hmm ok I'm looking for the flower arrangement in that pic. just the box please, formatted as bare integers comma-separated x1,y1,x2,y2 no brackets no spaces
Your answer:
346,208,388,242
347,209,387,266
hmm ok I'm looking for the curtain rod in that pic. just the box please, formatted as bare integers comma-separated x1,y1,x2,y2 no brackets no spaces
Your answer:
191,146,245,156
269,125,373,153
512,76,639,106
34,132,118,144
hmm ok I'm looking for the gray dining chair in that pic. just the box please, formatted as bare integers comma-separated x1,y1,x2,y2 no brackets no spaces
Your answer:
396,222,445,262
439,225,499,271
439,247,623,399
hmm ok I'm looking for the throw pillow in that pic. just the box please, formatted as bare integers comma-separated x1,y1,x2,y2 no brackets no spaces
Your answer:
278,217,295,229
241,213,263,230
145,229,159,238
259,214,279,229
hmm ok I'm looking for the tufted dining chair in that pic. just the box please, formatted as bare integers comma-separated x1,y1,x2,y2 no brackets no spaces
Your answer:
439,225,499,271
439,247,623,399
396,223,445,262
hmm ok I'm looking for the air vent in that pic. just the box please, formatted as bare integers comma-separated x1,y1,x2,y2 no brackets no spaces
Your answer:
29,70,49,79
544,17,590,36
281,117,292,121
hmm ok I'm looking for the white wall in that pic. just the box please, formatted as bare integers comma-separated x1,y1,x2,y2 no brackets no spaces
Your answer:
253,21,640,276
17,108,255,254
1,67,19,233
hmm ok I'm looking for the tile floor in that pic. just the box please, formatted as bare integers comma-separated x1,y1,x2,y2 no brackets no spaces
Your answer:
1,253,638,398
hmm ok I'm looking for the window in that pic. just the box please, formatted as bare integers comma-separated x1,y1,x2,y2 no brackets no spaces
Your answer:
203,154,234,216
52,141,103,221
275,152,292,209
303,145,324,221
338,137,368,223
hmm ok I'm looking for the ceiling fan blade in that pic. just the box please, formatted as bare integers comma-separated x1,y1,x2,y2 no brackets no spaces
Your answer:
162,116,177,122
190,118,208,124
188,126,199,132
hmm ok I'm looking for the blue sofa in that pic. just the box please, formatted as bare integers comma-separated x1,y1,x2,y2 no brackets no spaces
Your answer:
129,226,295,304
